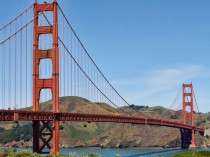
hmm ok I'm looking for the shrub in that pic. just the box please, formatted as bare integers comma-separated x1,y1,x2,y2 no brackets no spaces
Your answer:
13,150,34,157
170,150,210,157
0,151,7,157
0,151,101,157
81,154,99,157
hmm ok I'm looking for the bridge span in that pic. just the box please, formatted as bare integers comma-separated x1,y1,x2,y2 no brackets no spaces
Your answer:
0,0,205,154
0,110,204,134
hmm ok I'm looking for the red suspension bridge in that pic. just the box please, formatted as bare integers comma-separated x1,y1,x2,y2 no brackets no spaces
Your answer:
0,0,205,154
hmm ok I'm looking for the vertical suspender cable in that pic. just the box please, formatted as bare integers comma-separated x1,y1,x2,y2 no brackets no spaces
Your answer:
3,30,5,109
100,75,102,104
1,44,3,109
20,15,22,109
63,17,65,96
81,46,82,98
77,42,79,97
97,71,99,103
2,36,4,109
9,24,11,108
88,58,90,100
26,10,28,107
15,19,17,109
90,62,92,101
80,45,82,98
74,38,76,96
67,22,69,96
84,53,86,99
30,18,33,106
93,64,94,102
30,20,33,106
71,30,72,96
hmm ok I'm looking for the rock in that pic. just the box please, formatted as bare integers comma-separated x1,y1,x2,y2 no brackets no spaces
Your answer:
12,143,18,147
75,141,85,147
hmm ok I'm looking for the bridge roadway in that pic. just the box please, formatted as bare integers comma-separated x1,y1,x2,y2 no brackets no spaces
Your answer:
0,110,204,134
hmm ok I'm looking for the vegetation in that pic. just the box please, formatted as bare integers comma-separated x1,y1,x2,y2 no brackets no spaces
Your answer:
170,114,178,119
0,150,42,157
1,150,210,157
170,150,210,157
130,104,148,110
0,150,102,157
0,96,209,148
0,123,32,144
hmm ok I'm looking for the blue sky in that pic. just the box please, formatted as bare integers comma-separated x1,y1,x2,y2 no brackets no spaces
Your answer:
1,0,210,112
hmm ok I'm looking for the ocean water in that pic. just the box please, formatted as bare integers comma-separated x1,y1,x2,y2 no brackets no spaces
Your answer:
1,147,209,157
59,147,210,157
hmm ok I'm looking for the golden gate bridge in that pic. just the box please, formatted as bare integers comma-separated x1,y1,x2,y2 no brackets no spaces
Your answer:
0,0,205,154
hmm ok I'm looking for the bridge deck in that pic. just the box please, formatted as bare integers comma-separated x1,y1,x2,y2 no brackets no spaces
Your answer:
0,110,204,133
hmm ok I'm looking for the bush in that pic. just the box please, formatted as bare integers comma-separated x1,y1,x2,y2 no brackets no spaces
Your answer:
15,150,34,157
0,151,7,157
81,154,99,157
0,151,100,157
0,127,5,132
0,124,32,144
170,150,210,157
170,114,178,119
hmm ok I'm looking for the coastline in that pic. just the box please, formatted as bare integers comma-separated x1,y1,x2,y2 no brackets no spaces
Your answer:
0,147,209,157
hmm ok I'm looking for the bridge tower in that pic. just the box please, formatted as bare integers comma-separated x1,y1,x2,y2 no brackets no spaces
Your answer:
32,0,59,154
180,83,195,148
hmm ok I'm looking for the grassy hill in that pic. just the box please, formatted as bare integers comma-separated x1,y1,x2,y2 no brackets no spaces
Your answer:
0,96,208,148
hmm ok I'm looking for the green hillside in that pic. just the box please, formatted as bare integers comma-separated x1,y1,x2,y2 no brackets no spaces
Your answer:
0,96,208,148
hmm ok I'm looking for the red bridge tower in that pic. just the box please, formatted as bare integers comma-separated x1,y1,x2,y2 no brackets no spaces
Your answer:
181,83,195,148
32,0,59,153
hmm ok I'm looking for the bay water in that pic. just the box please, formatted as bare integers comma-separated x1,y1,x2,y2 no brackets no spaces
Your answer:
1,147,210,157
60,147,210,157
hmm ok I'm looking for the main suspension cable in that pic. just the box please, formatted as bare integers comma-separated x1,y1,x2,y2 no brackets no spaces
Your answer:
57,5,150,118
0,3,33,31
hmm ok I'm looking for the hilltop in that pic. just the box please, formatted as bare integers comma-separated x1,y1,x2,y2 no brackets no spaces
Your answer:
0,96,208,148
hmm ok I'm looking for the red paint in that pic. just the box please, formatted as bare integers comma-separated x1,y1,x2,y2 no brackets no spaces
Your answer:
182,83,195,148
0,110,204,133
32,0,59,153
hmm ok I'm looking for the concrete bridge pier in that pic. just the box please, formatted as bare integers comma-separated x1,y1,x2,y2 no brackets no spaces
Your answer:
180,128,195,148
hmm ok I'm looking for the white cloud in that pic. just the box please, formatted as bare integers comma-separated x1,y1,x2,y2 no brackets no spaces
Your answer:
111,64,210,111
140,64,208,92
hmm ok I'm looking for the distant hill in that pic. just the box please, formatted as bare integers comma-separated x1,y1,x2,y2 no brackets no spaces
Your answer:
0,96,208,148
